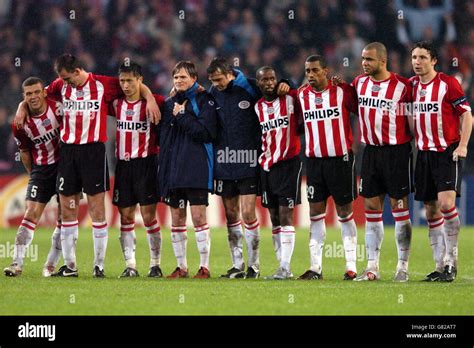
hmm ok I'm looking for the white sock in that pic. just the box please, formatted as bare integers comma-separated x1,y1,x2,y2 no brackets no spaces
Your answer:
280,225,295,271
393,209,412,271
13,218,36,267
272,226,282,262
365,210,384,271
92,221,108,270
245,219,260,269
171,225,187,270
45,222,62,267
119,222,136,269
146,219,162,267
227,221,244,270
195,224,211,269
61,220,78,269
339,213,357,273
309,214,326,273
428,217,446,272
442,207,460,268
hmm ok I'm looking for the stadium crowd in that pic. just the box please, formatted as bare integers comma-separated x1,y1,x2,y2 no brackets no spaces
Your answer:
0,0,473,173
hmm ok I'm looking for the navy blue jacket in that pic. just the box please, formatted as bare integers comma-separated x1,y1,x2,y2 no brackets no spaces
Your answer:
157,83,217,197
209,69,262,180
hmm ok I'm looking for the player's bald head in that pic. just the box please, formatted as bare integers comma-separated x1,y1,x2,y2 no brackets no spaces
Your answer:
363,42,387,60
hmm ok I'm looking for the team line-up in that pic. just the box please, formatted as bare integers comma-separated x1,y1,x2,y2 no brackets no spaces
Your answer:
4,40,472,282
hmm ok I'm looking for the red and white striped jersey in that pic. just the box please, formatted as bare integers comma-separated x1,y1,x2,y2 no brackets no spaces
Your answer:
411,72,471,152
352,73,412,146
46,73,123,144
12,98,62,166
298,82,356,158
255,90,301,171
110,95,164,160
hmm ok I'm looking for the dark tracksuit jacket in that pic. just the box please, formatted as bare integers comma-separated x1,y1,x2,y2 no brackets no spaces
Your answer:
157,82,218,198
209,68,262,181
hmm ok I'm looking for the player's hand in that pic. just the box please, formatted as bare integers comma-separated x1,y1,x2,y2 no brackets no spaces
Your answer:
197,84,206,93
331,75,345,86
169,87,177,97
173,101,187,116
146,96,161,124
14,102,29,129
277,82,290,96
452,144,467,161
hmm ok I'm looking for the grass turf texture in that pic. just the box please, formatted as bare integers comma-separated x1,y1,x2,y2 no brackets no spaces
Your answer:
0,226,473,315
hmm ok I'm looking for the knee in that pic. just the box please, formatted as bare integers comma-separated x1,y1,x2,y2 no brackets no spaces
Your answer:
241,205,256,224
191,210,207,226
439,201,455,213
120,214,135,225
225,207,239,224
336,205,353,219
141,212,156,226
171,209,186,226
269,213,280,227
24,208,41,223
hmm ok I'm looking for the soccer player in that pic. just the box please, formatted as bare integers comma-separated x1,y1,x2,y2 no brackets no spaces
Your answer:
158,61,217,279
254,66,302,279
297,55,359,281
351,42,414,282
109,61,165,278
410,41,472,282
4,77,63,277
15,54,160,277
207,57,289,279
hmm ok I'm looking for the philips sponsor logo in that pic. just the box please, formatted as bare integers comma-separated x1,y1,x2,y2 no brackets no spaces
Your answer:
33,128,60,145
117,120,148,132
260,116,289,132
358,97,395,111
304,107,340,121
63,100,100,112
18,322,55,341
413,102,440,113
217,147,258,167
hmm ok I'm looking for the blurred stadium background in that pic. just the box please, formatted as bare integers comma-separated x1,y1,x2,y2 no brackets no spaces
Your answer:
0,0,473,227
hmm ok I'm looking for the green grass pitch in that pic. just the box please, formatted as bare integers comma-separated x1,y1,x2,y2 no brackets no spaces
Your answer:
0,226,473,315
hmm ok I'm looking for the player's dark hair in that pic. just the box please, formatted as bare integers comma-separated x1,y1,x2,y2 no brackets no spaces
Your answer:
306,55,328,69
22,76,44,90
255,66,275,79
206,57,233,75
411,41,438,60
54,53,84,73
118,60,143,77
172,60,198,79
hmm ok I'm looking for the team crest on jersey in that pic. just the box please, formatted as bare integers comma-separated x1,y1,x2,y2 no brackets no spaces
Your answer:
267,107,275,114
238,101,250,109
314,97,324,105
76,90,85,98
419,89,427,97
125,110,135,117
42,119,51,127
371,85,381,92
